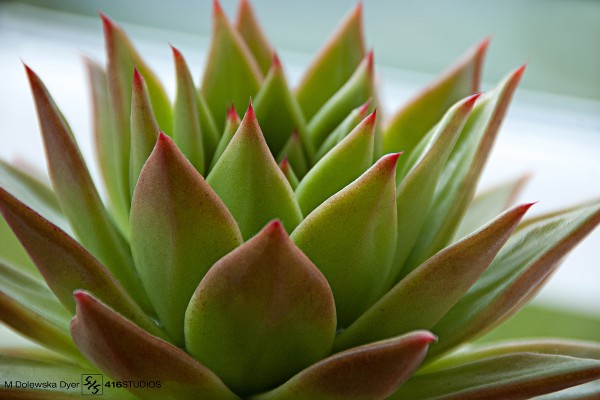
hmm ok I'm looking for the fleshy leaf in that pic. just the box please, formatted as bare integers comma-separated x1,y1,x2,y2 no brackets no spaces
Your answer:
101,14,172,217
24,66,151,311
335,203,531,352
251,331,435,400
235,0,273,74
389,94,480,284
207,104,303,239
276,131,309,178
254,54,311,158
291,154,399,327
201,0,262,131
307,51,374,148
129,68,160,197
454,174,530,241
210,104,241,171
536,380,600,399
185,221,336,395
403,66,525,272
296,111,375,216
279,159,299,190
383,38,488,174
392,353,600,399
197,90,221,168
172,46,205,174
130,133,242,345
0,188,165,340
428,202,600,360
71,291,239,400
295,3,366,120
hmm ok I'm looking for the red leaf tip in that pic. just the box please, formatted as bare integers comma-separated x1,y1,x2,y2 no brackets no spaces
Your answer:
264,219,286,237
99,12,116,31
279,158,290,170
515,63,527,78
364,109,377,127
477,36,491,55
414,330,438,345
465,92,483,107
358,98,372,117
245,99,256,120
213,0,224,17
227,102,239,121
73,290,91,307
366,49,375,71
132,67,144,87
170,44,184,60
379,152,402,170
272,52,282,69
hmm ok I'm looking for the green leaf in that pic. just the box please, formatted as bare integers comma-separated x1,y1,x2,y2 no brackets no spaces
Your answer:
251,331,435,400
130,133,242,345
383,38,488,173
295,3,365,120
201,1,262,132
453,174,530,241
536,380,600,399
101,14,172,217
276,131,309,178
235,0,273,75
0,188,165,340
279,159,299,190
129,68,160,198
335,203,531,352
428,202,600,360
295,111,375,216
403,66,526,272
207,105,302,239
197,90,221,168
71,291,239,400
209,104,240,171
307,51,374,148
389,94,480,284
254,54,311,158
185,221,336,395
24,67,151,312
291,154,399,327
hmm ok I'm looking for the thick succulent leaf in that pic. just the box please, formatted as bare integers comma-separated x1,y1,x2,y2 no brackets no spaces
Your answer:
389,94,479,284
307,51,374,148
185,220,336,395
291,154,399,327
279,159,299,190
404,66,525,272
295,3,365,120
296,111,375,216
276,131,309,178
454,174,530,241
383,38,488,173
196,90,221,167
24,67,151,311
428,202,600,360
316,99,371,160
392,353,600,400
84,58,127,232
0,188,165,340
335,203,531,352
129,69,160,197
210,104,240,171
251,331,435,400
207,105,302,239
71,291,239,400
101,14,172,216
536,380,600,399
254,54,311,158
172,47,205,174
130,133,242,345
235,0,273,74
0,217,36,276
201,0,262,132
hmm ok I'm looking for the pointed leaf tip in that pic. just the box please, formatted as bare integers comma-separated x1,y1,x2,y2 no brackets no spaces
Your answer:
366,109,377,126
381,152,402,170
264,219,285,235
358,98,372,116
213,0,224,17
132,67,143,87
366,49,375,71
272,52,282,68
465,92,483,107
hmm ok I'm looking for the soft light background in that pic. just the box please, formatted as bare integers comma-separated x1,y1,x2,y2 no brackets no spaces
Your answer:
0,0,599,344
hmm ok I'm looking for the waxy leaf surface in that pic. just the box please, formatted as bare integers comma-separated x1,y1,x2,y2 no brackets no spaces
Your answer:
235,0,273,75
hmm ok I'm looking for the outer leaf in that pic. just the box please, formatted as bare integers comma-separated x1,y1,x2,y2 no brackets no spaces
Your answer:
279,158,300,190
71,291,239,400
101,14,172,217
383,38,488,173
0,188,165,340
201,0,262,131
307,51,374,148
254,54,311,158
251,331,436,400
392,353,600,400
235,0,273,74
129,69,159,197
291,154,399,327
196,90,221,167
24,66,151,311
296,111,375,216
130,133,242,345
404,66,526,272
207,104,303,239
210,104,240,171
335,203,532,352
276,131,309,178
389,94,479,284
172,46,205,174
185,221,336,395
536,380,600,399
295,3,365,120
428,202,600,360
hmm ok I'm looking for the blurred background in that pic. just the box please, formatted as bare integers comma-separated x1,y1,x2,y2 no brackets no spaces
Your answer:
0,0,599,343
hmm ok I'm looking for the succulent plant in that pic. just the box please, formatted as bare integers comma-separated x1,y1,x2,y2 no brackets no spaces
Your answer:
1,1,599,399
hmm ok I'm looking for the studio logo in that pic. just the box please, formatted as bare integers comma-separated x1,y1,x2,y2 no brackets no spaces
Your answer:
81,374,103,395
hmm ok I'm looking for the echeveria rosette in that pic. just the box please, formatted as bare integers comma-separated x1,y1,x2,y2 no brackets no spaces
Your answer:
1,1,599,399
